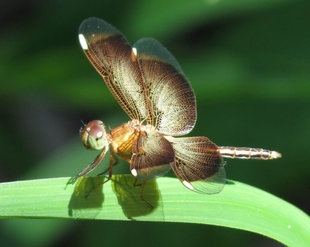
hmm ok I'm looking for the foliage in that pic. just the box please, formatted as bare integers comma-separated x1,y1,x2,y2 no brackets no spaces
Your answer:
1,0,309,246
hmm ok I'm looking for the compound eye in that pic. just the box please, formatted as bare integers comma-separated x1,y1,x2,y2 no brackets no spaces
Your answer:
80,120,107,150
89,125,104,140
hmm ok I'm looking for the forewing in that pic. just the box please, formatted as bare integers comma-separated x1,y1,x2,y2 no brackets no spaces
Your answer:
79,17,147,120
133,38,197,136
167,136,226,194
130,128,174,180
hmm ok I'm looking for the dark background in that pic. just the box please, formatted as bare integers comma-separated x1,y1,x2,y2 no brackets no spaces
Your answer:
0,0,309,246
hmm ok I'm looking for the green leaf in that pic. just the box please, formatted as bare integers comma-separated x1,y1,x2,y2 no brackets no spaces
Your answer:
0,176,309,247
127,0,294,38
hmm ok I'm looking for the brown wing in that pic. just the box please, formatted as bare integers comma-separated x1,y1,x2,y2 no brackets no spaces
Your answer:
166,136,226,194
133,38,197,136
130,128,174,180
78,17,148,120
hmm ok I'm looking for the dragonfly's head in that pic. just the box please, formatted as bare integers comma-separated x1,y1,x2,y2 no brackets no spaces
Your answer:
80,120,108,150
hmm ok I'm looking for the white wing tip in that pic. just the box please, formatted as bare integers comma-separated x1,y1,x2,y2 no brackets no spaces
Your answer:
131,168,138,177
182,180,194,190
132,47,137,56
79,34,88,50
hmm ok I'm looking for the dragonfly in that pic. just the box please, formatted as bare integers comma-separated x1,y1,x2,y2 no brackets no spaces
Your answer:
74,17,281,196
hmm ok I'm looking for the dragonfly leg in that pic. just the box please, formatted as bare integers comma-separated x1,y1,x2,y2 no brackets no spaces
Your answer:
68,146,108,185
140,181,153,208
97,154,118,176
133,178,142,187
133,180,153,208
85,154,117,198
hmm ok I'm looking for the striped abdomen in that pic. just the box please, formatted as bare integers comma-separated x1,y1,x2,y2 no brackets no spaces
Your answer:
218,146,281,160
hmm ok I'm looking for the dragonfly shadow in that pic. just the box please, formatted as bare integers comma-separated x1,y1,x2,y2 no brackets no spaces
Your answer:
111,175,160,219
67,176,105,218
225,180,235,185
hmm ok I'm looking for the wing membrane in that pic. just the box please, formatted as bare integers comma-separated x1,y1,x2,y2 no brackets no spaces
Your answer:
79,17,147,120
167,136,226,194
130,128,174,180
133,38,197,136
79,18,197,135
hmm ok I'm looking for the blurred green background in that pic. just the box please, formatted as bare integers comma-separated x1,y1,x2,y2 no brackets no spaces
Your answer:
0,0,309,246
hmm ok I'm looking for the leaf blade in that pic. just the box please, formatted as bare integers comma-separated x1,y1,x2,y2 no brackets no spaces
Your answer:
0,176,309,247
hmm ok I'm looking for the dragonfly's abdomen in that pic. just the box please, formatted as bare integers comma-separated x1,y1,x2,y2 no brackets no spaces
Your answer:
218,146,281,160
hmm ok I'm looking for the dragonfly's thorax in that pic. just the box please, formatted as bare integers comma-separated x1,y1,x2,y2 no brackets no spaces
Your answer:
109,120,152,162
